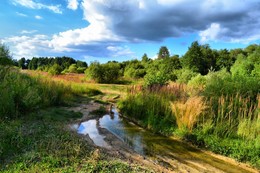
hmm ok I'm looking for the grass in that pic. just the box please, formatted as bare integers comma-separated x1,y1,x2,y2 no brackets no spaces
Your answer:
0,108,151,172
171,96,206,131
1,68,152,172
119,80,260,168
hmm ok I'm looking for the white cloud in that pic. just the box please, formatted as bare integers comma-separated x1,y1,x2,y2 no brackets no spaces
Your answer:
199,23,227,43
16,12,27,17
67,0,79,10
35,15,43,20
3,35,51,59
20,30,38,34
106,46,134,57
5,0,260,59
12,0,62,14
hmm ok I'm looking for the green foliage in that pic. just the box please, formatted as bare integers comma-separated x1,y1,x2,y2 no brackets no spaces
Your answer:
176,68,198,84
0,67,73,119
158,46,170,59
204,70,260,98
0,109,149,173
48,64,62,75
144,71,169,87
182,41,206,74
194,133,260,168
0,44,13,66
187,74,207,88
144,56,181,86
68,64,78,73
118,86,180,136
124,60,146,79
230,54,254,76
86,61,120,83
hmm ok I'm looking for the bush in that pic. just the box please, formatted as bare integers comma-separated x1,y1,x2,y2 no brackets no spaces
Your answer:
85,61,120,83
144,71,169,87
48,64,62,75
175,68,198,84
188,74,207,88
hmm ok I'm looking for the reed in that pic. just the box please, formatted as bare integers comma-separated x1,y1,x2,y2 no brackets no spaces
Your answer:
171,96,206,131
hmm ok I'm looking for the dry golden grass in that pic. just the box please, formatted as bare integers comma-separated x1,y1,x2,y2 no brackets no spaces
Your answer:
171,96,206,131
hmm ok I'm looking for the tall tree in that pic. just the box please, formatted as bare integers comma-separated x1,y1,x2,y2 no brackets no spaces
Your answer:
158,46,170,59
182,41,206,74
18,57,26,69
0,43,13,66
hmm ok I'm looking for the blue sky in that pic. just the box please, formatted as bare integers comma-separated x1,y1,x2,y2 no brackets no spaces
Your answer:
1,0,260,63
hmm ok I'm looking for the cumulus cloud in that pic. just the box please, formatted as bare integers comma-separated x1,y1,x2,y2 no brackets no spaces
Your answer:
67,0,79,10
12,0,62,14
3,35,51,58
199,23,227,43
6,0,260,59
52,0,260,47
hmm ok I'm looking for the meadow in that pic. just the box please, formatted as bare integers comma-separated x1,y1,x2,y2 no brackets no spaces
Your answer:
0,67,150,172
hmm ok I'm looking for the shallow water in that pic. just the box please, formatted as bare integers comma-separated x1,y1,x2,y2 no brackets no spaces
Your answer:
77,119,109,148
77,107,256,173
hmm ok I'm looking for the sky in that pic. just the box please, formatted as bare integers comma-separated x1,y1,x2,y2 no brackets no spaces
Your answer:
1,0,260,63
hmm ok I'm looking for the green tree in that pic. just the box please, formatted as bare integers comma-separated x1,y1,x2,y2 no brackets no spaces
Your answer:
216,49,234,71
76,60,88,68
0,44,13,66
158,46,170,59
85,61,120,83
124,60,146,79
182,41,206,74
18,57,26,69
141,53,150,64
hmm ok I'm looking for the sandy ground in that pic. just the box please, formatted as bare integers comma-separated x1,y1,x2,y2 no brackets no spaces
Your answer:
66,100,259,173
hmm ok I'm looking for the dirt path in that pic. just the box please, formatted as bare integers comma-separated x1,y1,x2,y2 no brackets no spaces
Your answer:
67,100,259,173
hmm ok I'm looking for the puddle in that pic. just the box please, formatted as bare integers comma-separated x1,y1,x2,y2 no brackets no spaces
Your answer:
77,119,110,148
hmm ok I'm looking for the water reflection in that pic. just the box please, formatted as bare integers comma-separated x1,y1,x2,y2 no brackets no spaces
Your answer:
99,108,148,155
77,119,109,148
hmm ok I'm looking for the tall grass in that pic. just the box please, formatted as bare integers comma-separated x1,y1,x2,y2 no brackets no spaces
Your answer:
119,75,260,167
119,84,188,135
203,94,259,138
171,96,206,131
0,67,101,119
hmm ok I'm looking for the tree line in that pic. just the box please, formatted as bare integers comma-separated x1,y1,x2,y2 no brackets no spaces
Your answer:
1,41,259,83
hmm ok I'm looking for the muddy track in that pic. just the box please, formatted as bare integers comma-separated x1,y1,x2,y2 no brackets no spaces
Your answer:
67,100,259,173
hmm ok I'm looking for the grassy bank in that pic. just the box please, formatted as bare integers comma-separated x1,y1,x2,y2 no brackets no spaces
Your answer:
118,72,260,168
0,67,150,172
0,108,150,172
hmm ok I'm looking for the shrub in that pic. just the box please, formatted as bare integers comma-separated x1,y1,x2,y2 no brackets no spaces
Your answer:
175,68,198,84
144,71,169,87
85,61,120,83
48,64,62,75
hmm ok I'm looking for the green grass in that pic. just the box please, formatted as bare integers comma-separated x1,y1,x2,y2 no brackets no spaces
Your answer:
0,108,152,173
0,68,152,172
118,79,260,169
